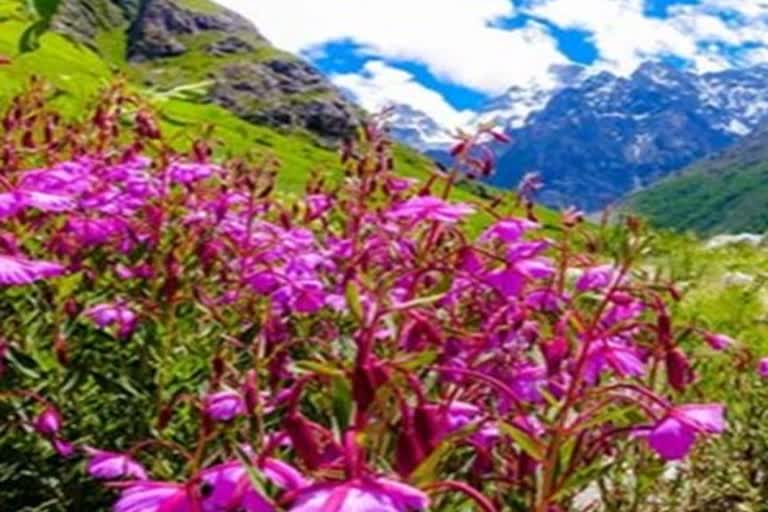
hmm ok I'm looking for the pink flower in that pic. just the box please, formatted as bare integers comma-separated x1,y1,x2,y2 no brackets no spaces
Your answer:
758,357,768,378
385,176,417,193
0,192,23,218
0,254,65,286
387,196,474,224
52,438,75,458
18,190,76,212
198,462,275,512
576,265,622,292
34,406,63,437
203,390,247,422
85,448,148,480
113,481,195,512
261,457,310,492
65,216,127,246
85,302,138,338
289,477,429,512
305,194,332,219
584,339,645,381
167,161,218,184
646,404,725,460
480,218,539,244
703,333,734,351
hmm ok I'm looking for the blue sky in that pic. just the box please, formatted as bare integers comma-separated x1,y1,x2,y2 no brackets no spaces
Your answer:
218,0,768,126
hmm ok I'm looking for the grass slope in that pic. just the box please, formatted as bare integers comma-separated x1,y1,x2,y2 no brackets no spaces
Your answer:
627,128,768,235
0,17,437,197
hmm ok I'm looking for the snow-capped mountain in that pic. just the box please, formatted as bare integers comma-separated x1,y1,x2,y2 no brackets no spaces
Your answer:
384,103,455,151
487,61,768,210
471,64,588,131
387,60,768,211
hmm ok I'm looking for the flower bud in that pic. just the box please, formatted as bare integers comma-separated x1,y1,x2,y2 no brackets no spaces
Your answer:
34,406,62,437
284,413,323,470
666,348,694,392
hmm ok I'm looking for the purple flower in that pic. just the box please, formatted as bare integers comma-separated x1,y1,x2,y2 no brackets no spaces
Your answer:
703,333,734,351
480,218,539,244
34,406,62,437
85,447,148,480
388,196,474,224
113,481,194,512
85,302,138,338
290,477,429,512
758,357,768,378
52,438,76,458
584,339,645,381
166,161,218,184
203,390,247,422
385,176,416,193
19,190,76,212
198,462,275,512
65,216,127,246
646,404,725,460
261,457,311,492
0,192,23,218
0,254,65,286
305,194,332,219
576,265,622,292
505,364,546,404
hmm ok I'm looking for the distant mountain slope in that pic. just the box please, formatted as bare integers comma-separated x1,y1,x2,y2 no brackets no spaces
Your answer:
488,62,768,211
396,62,768,212
626,125,768,235
47,0,359,143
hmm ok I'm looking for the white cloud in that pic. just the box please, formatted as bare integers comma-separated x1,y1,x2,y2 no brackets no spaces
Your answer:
331,61,474,129
524,0,768,75
215,0,568,94
216,0,768,128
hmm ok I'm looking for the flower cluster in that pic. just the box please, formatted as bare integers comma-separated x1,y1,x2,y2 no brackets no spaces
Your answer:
0,81,746,511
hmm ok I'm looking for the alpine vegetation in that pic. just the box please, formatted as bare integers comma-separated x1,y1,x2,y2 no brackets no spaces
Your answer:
0,79,750,512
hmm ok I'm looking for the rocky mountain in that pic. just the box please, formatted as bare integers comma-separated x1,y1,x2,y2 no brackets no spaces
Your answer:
48,0,359,143
400,61,768,211
626,123,768,235
472,64,588,132
384,103,455,151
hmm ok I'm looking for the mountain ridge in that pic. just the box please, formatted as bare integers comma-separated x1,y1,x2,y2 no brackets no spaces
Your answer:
405,61,768,211
47,0,360,143
626,123,768,235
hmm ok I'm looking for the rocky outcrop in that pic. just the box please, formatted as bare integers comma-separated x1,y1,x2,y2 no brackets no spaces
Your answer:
209,59,358,142
50,0,359,143
126,0,255,61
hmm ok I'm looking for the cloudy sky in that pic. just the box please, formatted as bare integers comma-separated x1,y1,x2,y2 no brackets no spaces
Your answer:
217,0,768,127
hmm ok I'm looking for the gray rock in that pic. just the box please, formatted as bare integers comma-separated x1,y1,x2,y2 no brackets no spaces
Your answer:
50,0,360,142
210,60,359,142
126,0,256,61
705,233,765,249
205,36,254,57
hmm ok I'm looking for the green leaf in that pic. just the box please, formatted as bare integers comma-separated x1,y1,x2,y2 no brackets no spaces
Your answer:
391,293,447,311
498,421,546,461
345,281,364,321
54,271,82,302
409,423,478,486
331,376,353,430
293,360,345,378
18,20,45,53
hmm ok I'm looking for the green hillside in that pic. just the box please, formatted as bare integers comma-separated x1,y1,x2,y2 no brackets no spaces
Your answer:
626,126,768,235
0,9,434,196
